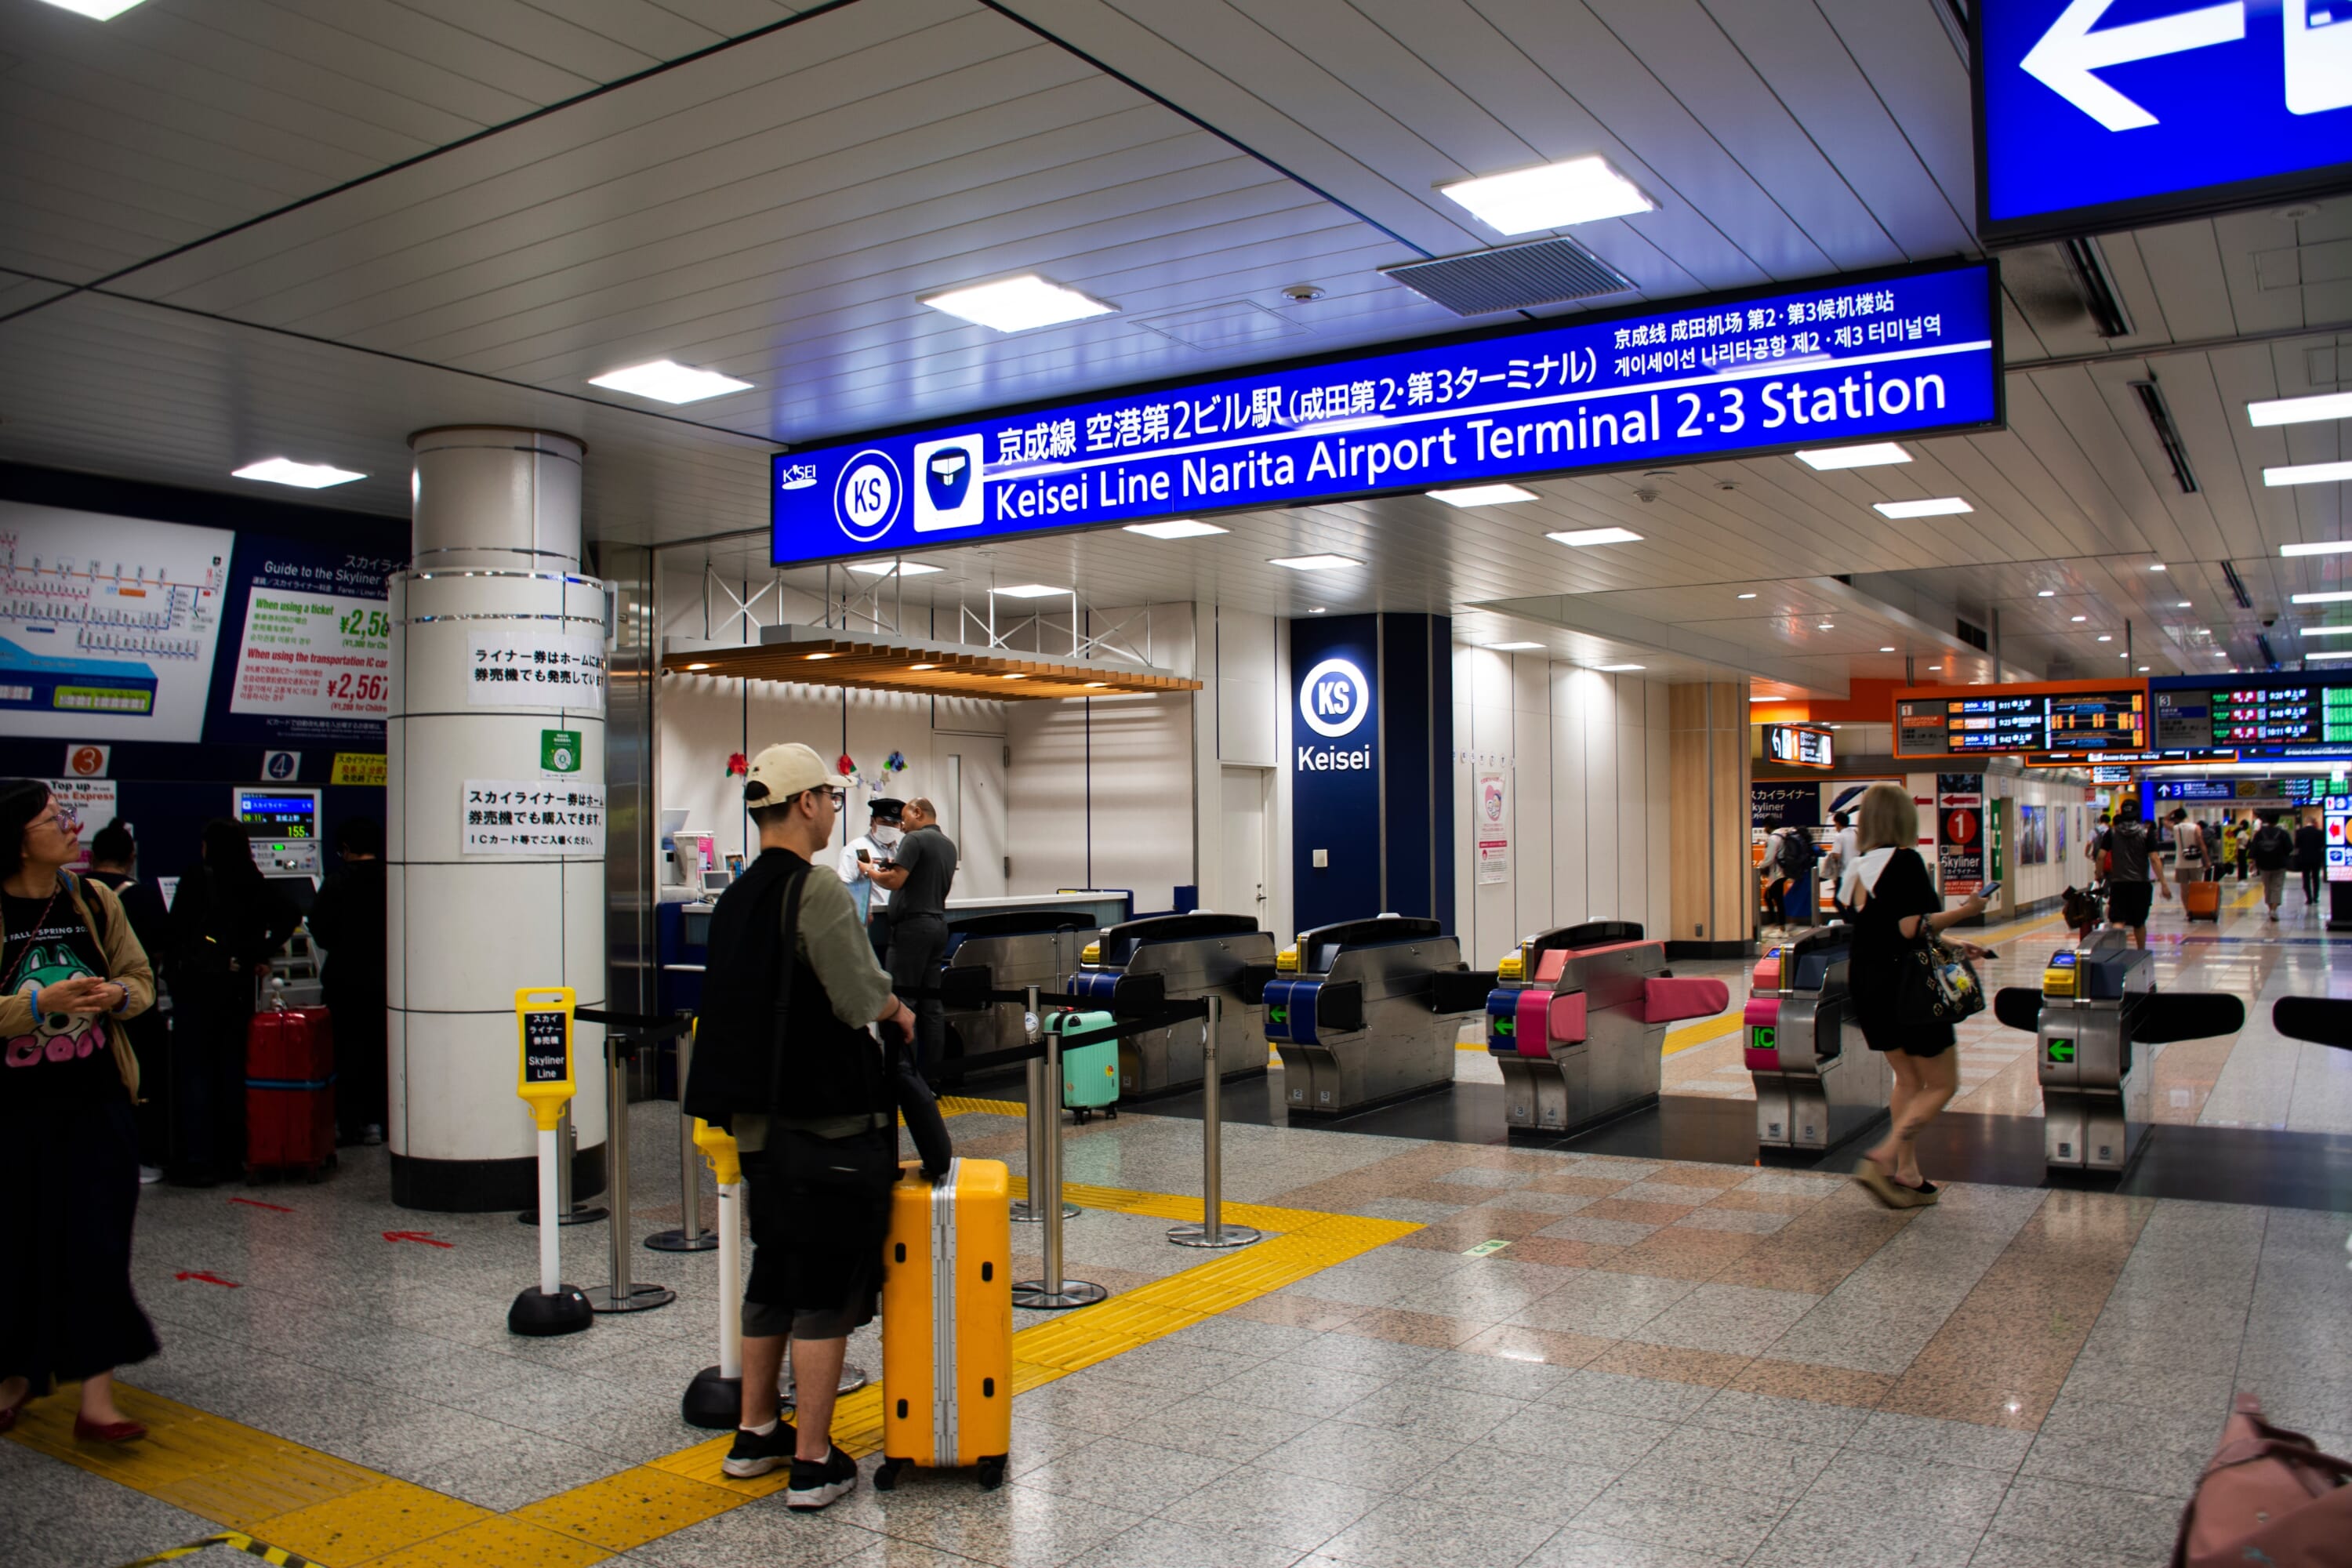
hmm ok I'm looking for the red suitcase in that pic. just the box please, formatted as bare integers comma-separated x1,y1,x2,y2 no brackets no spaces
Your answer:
246,1001,336,1181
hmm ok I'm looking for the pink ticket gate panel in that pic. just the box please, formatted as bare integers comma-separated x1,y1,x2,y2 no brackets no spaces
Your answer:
1748,927,1889,1155
1484,922,1726,1136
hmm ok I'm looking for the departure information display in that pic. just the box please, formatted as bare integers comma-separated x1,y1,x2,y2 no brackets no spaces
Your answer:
1896,684,2146,758
2155,682,2352,750
1766,724,1832,768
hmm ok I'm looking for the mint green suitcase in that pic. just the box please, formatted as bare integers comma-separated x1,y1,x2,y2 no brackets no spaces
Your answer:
1050,1010,1120,1123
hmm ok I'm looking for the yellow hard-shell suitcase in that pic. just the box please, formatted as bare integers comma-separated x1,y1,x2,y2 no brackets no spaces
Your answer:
873,1156,1013,1490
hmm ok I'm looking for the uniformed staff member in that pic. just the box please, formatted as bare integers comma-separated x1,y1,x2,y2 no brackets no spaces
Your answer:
837,797,902,963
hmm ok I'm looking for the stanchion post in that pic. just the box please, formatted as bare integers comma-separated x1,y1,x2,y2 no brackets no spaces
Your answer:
515,1102,610,1226
1169,996,1260,1250
1014,985,1107,1310
681,1120,745,1427
508,989,593,1335
583,1032,675,1315
646,1020,717,1253
1011,980,1074,1224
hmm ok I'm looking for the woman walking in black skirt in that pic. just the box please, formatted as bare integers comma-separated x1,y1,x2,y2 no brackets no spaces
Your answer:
0,779,161,1442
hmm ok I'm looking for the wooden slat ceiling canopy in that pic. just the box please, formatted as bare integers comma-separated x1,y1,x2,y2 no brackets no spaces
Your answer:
662,628,1200,700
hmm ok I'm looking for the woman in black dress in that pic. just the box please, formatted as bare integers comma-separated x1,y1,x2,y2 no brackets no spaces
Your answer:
0,780,161,1441
1838,782,1990,1209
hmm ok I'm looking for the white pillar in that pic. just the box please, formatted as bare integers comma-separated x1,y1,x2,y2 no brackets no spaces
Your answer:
389,426,609,1210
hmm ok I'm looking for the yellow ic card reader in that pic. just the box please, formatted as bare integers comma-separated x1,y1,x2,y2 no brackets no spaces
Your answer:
1276,946,1300,972
1080,941,1102,965
1497,953,1526,982
514,986,576,1131
2041,951,2078,999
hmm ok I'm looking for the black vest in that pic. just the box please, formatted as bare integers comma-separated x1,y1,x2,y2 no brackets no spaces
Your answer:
683,848,891,1127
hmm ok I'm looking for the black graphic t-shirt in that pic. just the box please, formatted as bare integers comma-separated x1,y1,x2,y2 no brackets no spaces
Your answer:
3,887,122,1108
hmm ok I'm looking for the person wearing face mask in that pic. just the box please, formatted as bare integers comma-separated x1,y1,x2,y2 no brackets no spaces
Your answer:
837,797,903,964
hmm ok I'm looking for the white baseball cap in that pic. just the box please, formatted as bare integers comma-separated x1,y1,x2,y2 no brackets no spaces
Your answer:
743,742,831,806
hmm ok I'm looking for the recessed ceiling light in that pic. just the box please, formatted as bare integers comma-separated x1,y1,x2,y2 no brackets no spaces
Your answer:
845,559,943,576
1486,641,1544,651
1123,519,1229,539
2150,563,2167,572
1795,442,1911,470
1428,483,1539,507
2248,390,2352,426
1880,646,1896,652
2293,590,2352,603
2071,615,2089,622
2264,459,2352,487
2037,590,2056,597
1873,497,1973,518
2096,634,2112,641
1438,155,1655,234
1817,622,1835,630
1308,607,1327,614
921,274,1116,332
2138,666,2151,672
2304,625,2352,637
1748,694,1777,702
1083,681,1109,688
2176,601,2192,608
2118,652,2129,658
1270,554,1361,571
1595,662,1645,672
2307,649,2352,661
909,663,937,670
1737,593,1758,600
1547,527,1643,546
995,583,1066,598
587,359,751,404
35,0,146,16
684,662,710,672
2281,540,2352,557
232,458,365,489
1000,672,1027,680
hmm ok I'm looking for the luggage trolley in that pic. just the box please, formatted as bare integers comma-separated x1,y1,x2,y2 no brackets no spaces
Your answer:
1065,913,1274,1100
1743,927,1889,1155
1481,921,1728,1136
1258,916,1494,1117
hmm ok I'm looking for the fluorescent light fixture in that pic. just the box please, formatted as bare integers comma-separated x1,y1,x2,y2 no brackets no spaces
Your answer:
2282,539,2352,557
2265,459,2352,487
1873,497,1973,518
2037,590,2056,597
1486,641,1545,651
2307,649,2352,661
1269,554,1361,571
35,0,146,16
2293,590,2352,604
1737,593,1758,600
2248,390,2352,426
921,274,1115,332
1546,527,1643,546
1795,442,1911,470
2305,625,2352,637
845,559,942,576
1123,519,1228,539
233,457,366,489
994,583,1067,598
1428,483,1538,507
1595,662,1645,671
1439,155,1655,234
587,359,750,404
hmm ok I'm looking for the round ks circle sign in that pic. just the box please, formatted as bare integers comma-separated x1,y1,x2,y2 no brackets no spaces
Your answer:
1298,657,1370,739
833,448,902,543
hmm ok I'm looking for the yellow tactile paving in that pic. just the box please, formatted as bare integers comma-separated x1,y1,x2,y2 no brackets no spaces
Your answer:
510,1465,745,1552
364,1515,610,1568
252,1482,492,1566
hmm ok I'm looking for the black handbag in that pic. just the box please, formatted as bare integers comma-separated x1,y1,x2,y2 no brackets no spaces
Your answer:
1896,931,1985,1028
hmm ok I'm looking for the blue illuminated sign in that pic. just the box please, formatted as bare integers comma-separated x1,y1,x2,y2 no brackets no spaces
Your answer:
1976,2,2352,245
770,261,2001,567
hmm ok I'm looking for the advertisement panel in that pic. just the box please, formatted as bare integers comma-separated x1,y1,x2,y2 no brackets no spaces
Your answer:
1938,772,1986,897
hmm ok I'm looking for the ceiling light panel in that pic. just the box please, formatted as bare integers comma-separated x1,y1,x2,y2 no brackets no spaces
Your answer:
1486,641,1544,651
587,360,750,404
1795,443,1912,470
921,275,1116,332
2294,591,2352,604
1873,498,1973,517
993,583,1067,598
2302,625,2352,637
2281,540,2352,557
1439,156,1656,234
2249,390,2352,426
845,560,943,576
1428,484,1539,507
2265,460,2352,487
232,458,365,488
1269,554,1361,571
1546,527,1643,546
1595,663,1645,671
37,0,146,15
1123,520,1228,539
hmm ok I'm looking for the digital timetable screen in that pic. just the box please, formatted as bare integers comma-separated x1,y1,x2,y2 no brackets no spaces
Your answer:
1895,684,2146,758
2154,682,2352,750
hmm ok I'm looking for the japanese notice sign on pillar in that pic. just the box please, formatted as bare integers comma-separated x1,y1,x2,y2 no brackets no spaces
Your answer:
466,630,607,711
462,780,606,855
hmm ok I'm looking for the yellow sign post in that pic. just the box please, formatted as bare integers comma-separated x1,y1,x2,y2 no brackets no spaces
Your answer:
509,987,591,1337
681,1119,749,1429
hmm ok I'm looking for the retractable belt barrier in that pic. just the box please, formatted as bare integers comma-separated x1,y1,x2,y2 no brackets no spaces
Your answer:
557,1007,684,1316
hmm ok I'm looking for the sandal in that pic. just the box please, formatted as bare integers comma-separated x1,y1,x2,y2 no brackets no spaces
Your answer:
0,1385,31,1436
1852,1153,1907,1209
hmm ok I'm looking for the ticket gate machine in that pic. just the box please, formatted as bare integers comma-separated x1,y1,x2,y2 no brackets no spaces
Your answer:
1483,922,1730,1136
1259,916,1493,1116
1743,928,1889,1154
2031,931,2155,1174
938,913,1098,1076
1066,913,1275,1098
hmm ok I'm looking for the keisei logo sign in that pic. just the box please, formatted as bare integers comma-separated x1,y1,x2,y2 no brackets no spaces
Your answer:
1297,656,1372,771
833,448,902,544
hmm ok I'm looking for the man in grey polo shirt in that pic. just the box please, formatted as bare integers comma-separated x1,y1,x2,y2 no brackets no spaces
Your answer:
870,797,956,1079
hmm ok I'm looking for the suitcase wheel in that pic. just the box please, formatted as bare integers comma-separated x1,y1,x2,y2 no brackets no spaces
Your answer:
976,1455,1006,1490
873,1457,908,1492
1105,1107,1117,1120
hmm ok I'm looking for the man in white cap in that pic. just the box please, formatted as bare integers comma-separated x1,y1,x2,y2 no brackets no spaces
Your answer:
682,742,918,1511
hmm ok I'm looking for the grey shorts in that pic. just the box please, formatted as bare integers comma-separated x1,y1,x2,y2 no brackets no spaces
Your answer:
742,1289,865,1342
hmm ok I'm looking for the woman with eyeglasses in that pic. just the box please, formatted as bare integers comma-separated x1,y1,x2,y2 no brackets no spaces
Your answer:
0,779,162,1443
165,821,299,1186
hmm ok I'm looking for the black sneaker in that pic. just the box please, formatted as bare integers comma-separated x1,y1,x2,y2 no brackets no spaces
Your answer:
786,1446,858,1510
720,1421,797,1479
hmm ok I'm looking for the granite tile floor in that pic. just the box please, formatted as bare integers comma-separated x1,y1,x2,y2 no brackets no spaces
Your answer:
5,1075,2348,1568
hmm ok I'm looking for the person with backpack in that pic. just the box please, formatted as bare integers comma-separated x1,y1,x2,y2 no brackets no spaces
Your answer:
2250,811,2296,922
0,780,162,1445
2296,811,2325,906
2169,808,2210,882
1758,818,1813,931
2096,804,2172,950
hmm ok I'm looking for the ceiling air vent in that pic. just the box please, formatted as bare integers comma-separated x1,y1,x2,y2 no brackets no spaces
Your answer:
1381,236,1635,317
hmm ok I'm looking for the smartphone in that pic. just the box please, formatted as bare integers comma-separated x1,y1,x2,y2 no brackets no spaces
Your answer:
856,848,871,862
1978,881,2002,902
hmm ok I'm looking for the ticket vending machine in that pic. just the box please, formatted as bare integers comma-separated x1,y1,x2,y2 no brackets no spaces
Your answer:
233,786,325,882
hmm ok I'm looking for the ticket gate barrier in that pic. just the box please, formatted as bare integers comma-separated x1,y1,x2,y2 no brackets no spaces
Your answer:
1741,928,1889,1155
1254,916,1495,1116
937,914,1127,1083
1991,931,2244,1175
1066,913,1275,1099
1481,922,1729,1136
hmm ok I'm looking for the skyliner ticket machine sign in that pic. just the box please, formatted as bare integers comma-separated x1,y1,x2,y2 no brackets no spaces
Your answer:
770,260,2002,567
510,986,592,1338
